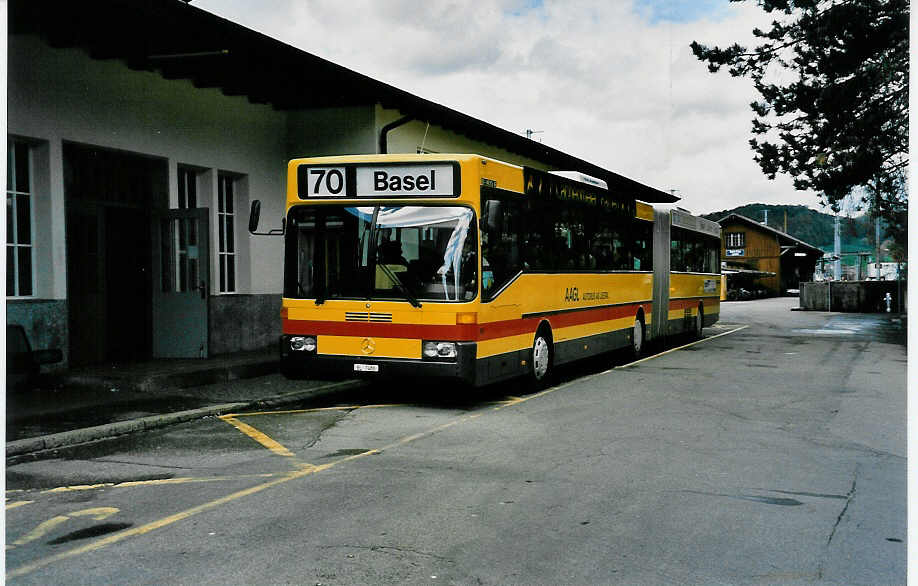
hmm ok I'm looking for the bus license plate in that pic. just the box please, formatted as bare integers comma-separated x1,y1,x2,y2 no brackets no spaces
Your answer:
354,364,379,373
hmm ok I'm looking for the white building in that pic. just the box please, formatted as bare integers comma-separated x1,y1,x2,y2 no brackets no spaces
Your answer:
7,0,675,368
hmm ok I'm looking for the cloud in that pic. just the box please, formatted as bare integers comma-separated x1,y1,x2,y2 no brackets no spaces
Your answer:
193,0,825,214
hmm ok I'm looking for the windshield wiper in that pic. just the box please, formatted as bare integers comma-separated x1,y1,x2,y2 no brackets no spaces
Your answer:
314,286,325,305
306,269,324,305
377,263,422,308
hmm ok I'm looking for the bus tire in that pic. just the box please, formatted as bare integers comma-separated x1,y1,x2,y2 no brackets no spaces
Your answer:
631,314,645,359
694,304,704,339
529,325,553,389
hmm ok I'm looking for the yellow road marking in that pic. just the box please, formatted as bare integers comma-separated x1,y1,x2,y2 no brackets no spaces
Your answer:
219,415,297,458
227,404,398,418
6,501,33,510
9,330,733,577
615,325,749,369
8,454,361,578
8,508,119,550
219,415,321,470
8,517,71,550
41,474,277,494
68,508,119,519
7,405,500,578
496,397,525,409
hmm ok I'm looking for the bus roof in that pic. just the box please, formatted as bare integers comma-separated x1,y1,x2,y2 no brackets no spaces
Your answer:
289,154,678,204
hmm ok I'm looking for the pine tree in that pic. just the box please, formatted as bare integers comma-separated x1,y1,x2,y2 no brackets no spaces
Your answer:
691,0,908,245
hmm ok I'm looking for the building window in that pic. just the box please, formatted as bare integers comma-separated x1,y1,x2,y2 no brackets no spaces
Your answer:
178,166,198,209
217,173,236,293
7,140,33,297
725,231,745,248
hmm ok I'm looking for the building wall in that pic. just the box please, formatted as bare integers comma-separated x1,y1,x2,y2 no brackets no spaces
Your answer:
7,34,291,361
6,300,68,368
209,294,281,354
9,34,290,292
376,106,551,169
287,106,377,158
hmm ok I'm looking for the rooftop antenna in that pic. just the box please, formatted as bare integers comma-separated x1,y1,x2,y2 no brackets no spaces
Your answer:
525,129,543,142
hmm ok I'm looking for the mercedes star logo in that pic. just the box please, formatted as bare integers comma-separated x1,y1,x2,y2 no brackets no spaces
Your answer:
361,337,376,355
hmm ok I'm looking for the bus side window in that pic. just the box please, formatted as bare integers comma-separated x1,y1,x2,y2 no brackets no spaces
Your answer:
482,196,522,299
684,232,698,273
285,211,316,298
706,234,720,273
671,227,684,272
640,220,654,271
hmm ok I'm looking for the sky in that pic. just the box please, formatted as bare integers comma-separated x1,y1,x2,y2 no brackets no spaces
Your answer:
192,0,825,216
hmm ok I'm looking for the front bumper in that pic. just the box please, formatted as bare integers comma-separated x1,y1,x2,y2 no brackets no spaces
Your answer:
280,336,478,385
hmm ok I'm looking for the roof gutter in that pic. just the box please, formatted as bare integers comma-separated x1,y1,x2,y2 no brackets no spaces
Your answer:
378,115,414,154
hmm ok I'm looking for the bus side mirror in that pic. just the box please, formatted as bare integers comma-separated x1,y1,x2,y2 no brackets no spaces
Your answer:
483,200,503,233
248,200,285,236
248,200,261,234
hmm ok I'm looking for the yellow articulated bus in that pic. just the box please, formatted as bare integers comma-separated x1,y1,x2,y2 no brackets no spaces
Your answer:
249,154,721,387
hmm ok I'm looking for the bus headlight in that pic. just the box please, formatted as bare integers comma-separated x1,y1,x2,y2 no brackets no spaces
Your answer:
290,336,317,352
423,341,457,359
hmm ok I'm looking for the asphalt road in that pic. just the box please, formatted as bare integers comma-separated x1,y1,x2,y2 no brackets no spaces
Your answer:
5,298,906,584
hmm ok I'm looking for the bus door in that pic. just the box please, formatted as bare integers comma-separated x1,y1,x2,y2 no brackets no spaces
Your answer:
151,208,210,358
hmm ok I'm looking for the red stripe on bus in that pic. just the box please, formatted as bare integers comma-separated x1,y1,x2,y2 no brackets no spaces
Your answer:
283,319,478,341
544,302,647,329
669,296,719,310
284,302,650,342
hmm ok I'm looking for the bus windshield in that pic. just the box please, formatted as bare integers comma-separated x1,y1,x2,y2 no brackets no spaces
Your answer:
285,204,478,303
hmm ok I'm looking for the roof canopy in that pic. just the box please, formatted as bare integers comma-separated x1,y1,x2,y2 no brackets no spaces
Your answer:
10,0,678,204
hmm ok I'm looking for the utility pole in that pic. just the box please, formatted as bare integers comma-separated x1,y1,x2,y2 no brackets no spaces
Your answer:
834,214,841,280
875,190,882,274
763,209,768,226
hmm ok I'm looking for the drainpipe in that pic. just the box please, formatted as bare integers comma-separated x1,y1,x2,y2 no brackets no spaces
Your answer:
378,115,414,154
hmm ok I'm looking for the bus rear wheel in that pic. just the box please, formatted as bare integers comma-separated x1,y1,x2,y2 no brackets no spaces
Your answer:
631,316,645,359
529,327,553,388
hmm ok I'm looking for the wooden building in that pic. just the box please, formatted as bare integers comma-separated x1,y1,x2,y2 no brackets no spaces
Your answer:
718,213,823,295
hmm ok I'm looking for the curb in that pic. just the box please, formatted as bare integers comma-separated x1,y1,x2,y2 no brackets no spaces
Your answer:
45,359,279,394
6,379,366,463
134,360,280,392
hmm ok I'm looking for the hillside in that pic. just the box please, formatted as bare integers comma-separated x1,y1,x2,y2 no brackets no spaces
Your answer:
701,204,885,254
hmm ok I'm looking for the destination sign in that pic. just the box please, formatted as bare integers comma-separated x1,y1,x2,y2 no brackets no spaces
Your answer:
523,167,634,217
298,163,459,199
